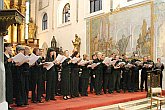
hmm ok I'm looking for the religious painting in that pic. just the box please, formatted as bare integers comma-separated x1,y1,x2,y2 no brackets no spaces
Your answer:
87,2,153,58
154,0,165,58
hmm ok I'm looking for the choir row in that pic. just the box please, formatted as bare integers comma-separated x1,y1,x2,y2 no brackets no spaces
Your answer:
4,43,164,110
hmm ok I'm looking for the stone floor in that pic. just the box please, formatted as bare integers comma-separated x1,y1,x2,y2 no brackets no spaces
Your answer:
90,98,165,110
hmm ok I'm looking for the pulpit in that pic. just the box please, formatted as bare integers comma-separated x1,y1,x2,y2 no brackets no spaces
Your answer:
147,69,161,97
0,8,24,110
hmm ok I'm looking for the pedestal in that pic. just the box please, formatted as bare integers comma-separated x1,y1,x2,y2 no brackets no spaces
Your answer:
0,37,8,110
147,70,161,97
0,102,8,110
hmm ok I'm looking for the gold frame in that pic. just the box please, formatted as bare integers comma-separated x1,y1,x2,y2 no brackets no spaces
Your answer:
88,1,154,59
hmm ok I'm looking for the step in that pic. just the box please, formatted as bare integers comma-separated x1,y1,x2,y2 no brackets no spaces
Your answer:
90,98,165,110
90,98,149,110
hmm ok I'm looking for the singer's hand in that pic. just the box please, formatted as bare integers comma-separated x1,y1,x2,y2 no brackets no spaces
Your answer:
8,58,13,62
68,60,72,64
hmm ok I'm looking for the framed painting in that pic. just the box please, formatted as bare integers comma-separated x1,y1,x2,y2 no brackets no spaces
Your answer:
87,1,154,58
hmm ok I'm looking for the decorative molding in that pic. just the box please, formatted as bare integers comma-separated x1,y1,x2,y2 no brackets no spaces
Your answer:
0,9,24,36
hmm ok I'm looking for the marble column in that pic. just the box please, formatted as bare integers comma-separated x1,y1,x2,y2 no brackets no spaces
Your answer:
0,0,8,109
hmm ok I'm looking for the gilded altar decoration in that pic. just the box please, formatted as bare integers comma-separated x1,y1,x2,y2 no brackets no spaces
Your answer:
87,1,153,58
72,34,81,52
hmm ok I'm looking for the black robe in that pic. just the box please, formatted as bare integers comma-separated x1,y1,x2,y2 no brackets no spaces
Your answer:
131,59,141,91
4,54,13,104
45,57,56,100
31,58,42,101
61,58,71,96
15,62,29,105
93,59,103,94
70,63,80,97
80,64,90,96
112,60,121,91
154,63,164,88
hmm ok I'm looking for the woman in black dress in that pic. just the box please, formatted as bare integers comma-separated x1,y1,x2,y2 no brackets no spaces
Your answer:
61,50,71,100
4,43,14,110
70,51,80,98
45,48,57,101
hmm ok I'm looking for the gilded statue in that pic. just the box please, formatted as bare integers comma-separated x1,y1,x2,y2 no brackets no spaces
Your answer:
72,34,81,52
28,18,37,39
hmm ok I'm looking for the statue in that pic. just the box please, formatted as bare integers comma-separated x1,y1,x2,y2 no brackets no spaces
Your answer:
51,36,57,49
72,34,81,52
28,18,37,39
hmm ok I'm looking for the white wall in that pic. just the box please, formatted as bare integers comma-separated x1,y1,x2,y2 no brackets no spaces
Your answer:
31,0,87,55
31,0,149,56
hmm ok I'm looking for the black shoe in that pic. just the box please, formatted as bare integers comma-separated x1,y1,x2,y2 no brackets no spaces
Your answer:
71,95,75,98
8,107,15,110
32,101,37,103
128,90,132,92
84,94,88,96
24,103,29,105
50,98,56,101
63,96,68,100
117,90,120,93
67,96,71,99
17,104,26,107
108,91,112,94
96,93,100,95
38,100,44,103
134,90,139,92
45,99,50,102
75,94,80,97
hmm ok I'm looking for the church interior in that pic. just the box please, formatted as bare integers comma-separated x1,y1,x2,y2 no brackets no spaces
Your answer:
1,0,165,110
